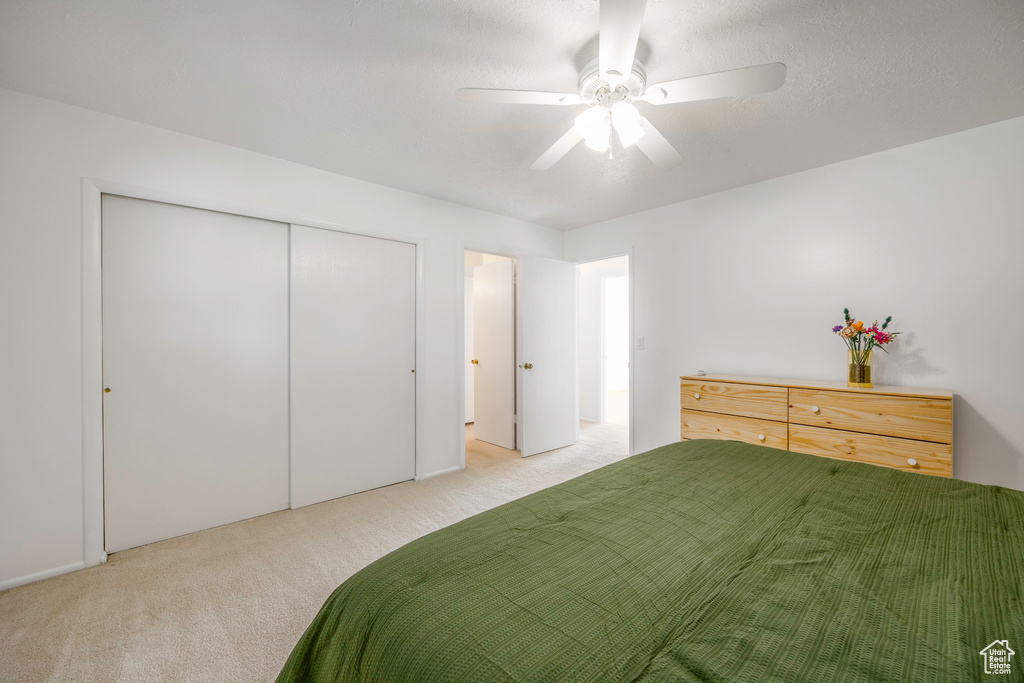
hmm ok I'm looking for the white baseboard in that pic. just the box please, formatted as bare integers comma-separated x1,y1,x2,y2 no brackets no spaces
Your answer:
416,465,463,481
580,417,600,423
0,560,86,593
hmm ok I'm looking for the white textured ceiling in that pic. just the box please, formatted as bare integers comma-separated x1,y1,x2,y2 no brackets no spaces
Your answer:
2,0,1023,230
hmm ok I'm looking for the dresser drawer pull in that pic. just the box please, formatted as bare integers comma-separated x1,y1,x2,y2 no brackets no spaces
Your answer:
811,405,820,413
757,434,765,441
907,458,918,467
694,393,701,399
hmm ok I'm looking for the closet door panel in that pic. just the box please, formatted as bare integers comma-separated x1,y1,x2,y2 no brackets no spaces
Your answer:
290,226,416,508
102,195,290,552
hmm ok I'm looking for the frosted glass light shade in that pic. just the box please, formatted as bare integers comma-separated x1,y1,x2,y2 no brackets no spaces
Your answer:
574,106,611,152
611,101,644,148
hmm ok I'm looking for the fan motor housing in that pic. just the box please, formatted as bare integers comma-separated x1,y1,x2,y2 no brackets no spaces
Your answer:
578,58,647,103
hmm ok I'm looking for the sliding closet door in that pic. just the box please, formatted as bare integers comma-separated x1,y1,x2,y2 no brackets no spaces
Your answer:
102,195,289,552
290,225,416,509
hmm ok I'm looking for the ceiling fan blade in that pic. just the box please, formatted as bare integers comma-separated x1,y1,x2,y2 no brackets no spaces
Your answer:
457,89,582,106
643,62,787,105
599,0,647,85
635,118,682,170
530,128,584,171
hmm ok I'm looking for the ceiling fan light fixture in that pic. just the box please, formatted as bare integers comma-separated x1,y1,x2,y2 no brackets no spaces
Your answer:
603,69,626,88
611,101,644,148
457,0,786,171
574,106,612,152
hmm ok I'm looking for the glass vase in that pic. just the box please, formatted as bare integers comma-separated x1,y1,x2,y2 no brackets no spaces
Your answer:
847,349,873,388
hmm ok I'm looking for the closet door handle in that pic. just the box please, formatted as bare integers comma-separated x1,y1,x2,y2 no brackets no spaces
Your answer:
523,363,534,370
471,359,479,365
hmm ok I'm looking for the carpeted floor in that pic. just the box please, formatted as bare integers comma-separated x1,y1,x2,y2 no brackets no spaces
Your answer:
0,421,628,682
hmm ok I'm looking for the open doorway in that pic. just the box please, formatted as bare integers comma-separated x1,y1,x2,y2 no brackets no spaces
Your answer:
464,250,518,467
577,256,630,451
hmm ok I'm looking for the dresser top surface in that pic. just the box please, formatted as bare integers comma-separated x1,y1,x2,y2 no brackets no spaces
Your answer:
680,374,954,400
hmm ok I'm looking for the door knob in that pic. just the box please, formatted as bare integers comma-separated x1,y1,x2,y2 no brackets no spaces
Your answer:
523,363,534,370
471,359,479,365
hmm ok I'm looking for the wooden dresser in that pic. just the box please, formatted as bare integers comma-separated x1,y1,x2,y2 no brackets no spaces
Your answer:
680,374,954,477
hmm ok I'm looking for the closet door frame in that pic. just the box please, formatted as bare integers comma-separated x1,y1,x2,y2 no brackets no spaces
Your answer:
80,178,424,569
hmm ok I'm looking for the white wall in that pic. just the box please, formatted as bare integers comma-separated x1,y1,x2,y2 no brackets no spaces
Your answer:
577,257,629,422
463,250,510,276
566,116,1024,491
0,87,563,589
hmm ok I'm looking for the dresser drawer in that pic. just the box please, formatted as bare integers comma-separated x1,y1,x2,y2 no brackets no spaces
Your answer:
788,424,952,477
789,389,953,444
681,410,788,449
680,380,788,422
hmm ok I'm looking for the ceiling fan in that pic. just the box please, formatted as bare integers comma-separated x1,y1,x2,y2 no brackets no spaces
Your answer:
457,0,786,171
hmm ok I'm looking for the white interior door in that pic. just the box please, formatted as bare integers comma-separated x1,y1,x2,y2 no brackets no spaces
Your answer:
464,275,475,423
472,259,516,450
102,195,289,553
603,276,630,393
602,275,631,426
520,255,577,456
290,225,416,509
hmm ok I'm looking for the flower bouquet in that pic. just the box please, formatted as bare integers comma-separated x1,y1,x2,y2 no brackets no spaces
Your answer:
833,309,901,388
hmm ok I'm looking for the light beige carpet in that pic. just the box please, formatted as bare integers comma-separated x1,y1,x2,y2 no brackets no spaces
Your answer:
0,421,628,683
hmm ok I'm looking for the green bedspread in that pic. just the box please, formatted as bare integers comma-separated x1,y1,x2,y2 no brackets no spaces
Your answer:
277,439,1024,682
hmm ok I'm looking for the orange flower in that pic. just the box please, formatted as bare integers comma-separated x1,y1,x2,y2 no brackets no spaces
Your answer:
853,321,864,331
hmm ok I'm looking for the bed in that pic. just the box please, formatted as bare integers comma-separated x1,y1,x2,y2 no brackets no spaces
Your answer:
277,439,1024,682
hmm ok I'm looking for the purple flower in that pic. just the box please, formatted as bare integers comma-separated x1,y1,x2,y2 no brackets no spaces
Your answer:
832,325,843,333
